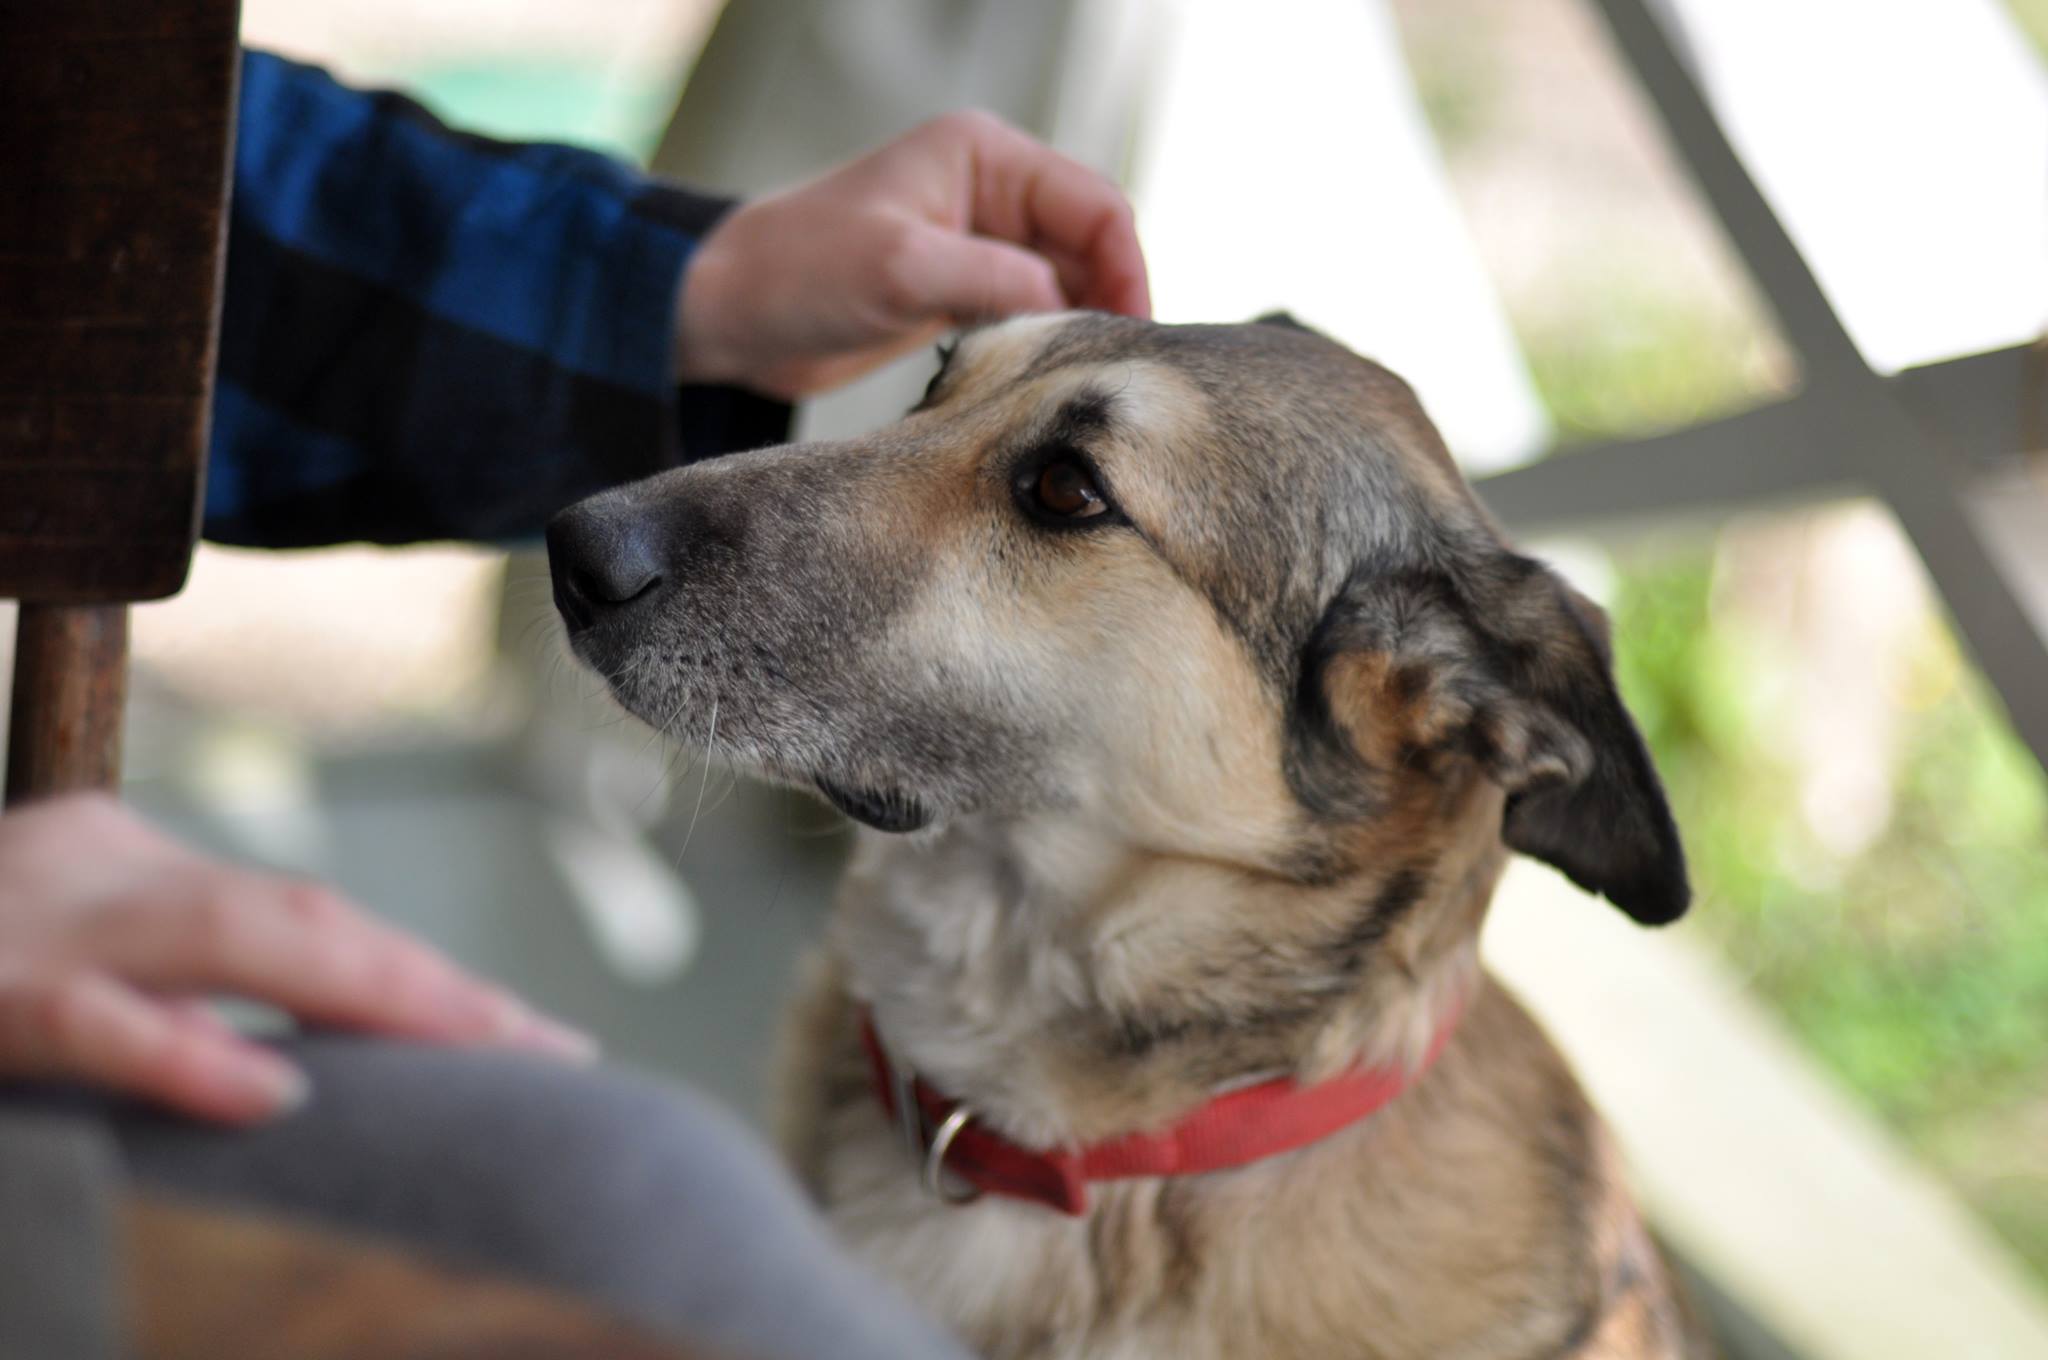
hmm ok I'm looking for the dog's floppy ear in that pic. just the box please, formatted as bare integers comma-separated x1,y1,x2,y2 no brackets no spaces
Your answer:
1297,554,1688,924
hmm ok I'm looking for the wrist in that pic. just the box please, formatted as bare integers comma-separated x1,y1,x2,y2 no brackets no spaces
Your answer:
673,216,750,390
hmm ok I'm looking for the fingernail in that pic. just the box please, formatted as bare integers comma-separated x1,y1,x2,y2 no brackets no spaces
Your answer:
453,986,600,1062
442,985,526,1038
514,1010,602,1063
248,1058,311,1115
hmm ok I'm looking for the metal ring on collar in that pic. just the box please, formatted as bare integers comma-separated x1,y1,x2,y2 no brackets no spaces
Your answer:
921,1105,983,1204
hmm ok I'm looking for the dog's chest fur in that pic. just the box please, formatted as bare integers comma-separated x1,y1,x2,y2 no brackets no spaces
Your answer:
789,975,1695,1360
777,829,1704,1360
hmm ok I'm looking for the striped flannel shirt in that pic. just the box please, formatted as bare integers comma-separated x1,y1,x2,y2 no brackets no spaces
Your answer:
206,51,790,549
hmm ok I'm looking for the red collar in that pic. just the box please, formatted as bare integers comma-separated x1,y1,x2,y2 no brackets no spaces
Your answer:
860,999,1464,1216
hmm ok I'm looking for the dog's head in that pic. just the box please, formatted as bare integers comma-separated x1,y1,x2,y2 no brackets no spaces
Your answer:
549,313,1685,925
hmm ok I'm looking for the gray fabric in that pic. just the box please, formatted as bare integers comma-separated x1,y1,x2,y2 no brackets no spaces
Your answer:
0,1113,123,1360
8,1038,967,1360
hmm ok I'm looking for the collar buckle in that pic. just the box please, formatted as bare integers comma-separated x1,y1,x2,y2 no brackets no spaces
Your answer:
879,1032,984,1205
921,1105,983,1204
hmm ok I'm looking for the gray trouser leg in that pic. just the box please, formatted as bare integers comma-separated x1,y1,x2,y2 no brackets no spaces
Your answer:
0,1114,123,1360
99,1036,967,1360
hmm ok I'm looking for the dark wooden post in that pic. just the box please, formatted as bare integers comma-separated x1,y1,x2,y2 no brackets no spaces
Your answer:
0,0,239,806
5,606,129,798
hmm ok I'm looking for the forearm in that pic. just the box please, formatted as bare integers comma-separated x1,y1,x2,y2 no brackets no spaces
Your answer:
205,52,789,549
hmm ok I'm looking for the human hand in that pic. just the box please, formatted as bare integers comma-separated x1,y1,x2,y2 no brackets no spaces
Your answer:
675,110,1150,400
0,793,594,1125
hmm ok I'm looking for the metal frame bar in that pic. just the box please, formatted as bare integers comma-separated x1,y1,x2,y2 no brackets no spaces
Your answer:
1475,0,2048,771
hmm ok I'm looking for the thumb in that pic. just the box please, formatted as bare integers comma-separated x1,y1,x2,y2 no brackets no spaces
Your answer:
893,224,1068,325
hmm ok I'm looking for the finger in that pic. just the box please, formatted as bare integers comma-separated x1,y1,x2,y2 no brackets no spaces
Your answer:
90,875,596,1061
1030,240,1102,317
158,997,244,1042
0,971,306,1125
948,113,1152,319
888,222,1066,323
783,319,954,396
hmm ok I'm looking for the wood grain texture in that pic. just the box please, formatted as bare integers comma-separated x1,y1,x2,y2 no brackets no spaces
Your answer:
5,603,128,803
0,0,238,603
125,1194,737,1360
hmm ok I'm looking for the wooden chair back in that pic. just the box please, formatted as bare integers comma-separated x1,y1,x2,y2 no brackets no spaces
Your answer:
0,0,239,803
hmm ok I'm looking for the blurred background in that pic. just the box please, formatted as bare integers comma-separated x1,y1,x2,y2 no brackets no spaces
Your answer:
3,1,2045,1355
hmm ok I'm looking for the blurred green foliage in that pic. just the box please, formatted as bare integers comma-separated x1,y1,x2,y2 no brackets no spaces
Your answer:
1404,25,1496,156
1519,288,1772,444
1523,322,2048,1283
399,59,675,164
1611,559,2048,1097
2007,0,2048,59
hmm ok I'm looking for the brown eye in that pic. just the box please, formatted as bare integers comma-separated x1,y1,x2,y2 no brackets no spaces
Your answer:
1034,460,1107,518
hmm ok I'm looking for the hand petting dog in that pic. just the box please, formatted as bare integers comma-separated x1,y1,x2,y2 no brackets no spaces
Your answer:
676,110,1151,399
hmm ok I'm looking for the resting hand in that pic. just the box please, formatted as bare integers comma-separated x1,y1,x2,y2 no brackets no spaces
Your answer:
0,793,592,1125
676,110,1150,400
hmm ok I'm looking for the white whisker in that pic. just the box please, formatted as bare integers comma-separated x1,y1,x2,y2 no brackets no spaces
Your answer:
679,696,720,858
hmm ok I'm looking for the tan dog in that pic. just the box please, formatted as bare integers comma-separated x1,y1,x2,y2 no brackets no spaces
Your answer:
548,313,1710,1359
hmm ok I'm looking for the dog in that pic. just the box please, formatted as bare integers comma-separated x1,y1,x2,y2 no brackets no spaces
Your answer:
548,312,1710,1359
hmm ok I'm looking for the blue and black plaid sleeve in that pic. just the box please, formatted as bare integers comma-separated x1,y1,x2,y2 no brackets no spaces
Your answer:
204,51,790,548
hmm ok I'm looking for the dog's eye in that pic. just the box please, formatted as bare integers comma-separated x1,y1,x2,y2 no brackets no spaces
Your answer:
918,339,961,409
1032,460,1109,519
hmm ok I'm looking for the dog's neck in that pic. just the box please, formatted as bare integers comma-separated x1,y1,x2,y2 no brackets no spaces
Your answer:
830,785,1505,1150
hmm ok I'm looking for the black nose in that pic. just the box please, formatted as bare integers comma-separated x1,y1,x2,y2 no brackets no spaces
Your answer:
546,501,665,632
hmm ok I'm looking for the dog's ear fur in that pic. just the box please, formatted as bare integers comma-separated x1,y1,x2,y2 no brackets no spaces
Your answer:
1295,553,1688,924
1252,310,1317,334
